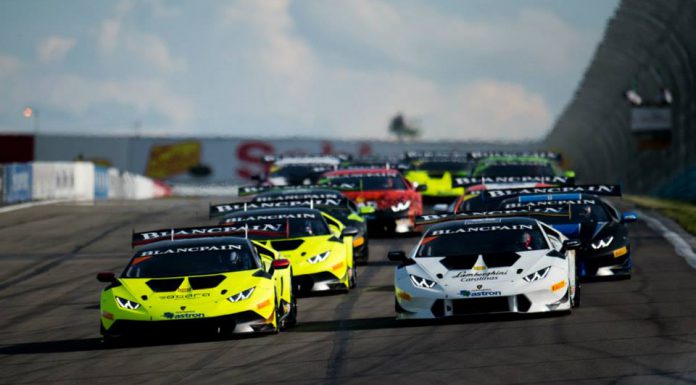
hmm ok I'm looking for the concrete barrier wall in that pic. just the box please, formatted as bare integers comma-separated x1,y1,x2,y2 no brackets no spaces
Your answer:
545,0,696,201
35,135,535,185
1,162,170,204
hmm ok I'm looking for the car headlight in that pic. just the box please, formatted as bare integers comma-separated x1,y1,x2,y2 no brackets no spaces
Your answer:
227,287,255,302
523,267,551,283
409,274,436,288
591,236,614,250
115,297,141,310
391,200,411,212
307,251,330,264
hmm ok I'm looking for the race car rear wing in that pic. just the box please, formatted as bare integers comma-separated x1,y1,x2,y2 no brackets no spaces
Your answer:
403,151,469,160
466,151,562,161
452,175,574,188
238,184,352,196
251,192,346,203
415,208,571,226
131,224,285,247
209,198,346,218
484,184,622,199
262,154,350,164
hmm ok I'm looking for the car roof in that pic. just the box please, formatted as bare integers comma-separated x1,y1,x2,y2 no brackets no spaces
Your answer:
324,168,398,176
257,188,342,197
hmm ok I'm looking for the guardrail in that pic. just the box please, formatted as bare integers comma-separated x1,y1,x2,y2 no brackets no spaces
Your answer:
0,161,171,205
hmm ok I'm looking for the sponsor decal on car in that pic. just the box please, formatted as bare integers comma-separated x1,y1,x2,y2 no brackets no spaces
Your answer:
163,312,205,319
452,176,571,188
460,289,502,297
159,293,211,300
486,184,621,199
452,271,508,282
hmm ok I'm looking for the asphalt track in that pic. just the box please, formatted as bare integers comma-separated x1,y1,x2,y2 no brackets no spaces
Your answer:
1,198,696,385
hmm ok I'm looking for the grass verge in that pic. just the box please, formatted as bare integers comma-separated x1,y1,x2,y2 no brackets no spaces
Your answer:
625,195,696,235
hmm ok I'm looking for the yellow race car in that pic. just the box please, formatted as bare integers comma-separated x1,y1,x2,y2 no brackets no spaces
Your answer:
97,224,295,342
211,202,357,294
404,157,473,198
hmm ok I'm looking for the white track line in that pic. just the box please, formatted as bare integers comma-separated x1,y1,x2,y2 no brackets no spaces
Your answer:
0,200,66,214
638,210,696,269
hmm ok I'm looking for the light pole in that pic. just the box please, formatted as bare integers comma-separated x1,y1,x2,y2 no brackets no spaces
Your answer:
23,106,40,134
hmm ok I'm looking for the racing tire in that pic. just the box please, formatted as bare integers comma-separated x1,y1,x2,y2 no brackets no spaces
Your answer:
284,295,298,328
349,267,358,289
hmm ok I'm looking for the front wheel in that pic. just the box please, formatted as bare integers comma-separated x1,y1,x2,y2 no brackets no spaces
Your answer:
349,266,357,289
572,272,581,308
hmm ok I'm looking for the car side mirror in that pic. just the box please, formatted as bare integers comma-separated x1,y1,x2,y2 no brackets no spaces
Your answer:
433,204,449,214
562,239,581,251
415,184,427,192
271,259,291,270
622,212,638,223
359,205,375,215
387,250,406,261
342,227,359,237
97,271,117,283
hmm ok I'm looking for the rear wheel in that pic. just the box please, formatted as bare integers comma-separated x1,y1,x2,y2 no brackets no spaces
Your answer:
284,295,298,328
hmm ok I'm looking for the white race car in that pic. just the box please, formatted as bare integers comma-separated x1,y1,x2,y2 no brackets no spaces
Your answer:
389,213,580,319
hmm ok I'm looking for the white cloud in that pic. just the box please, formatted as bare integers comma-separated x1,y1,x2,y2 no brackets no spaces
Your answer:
301,1,591,74
214,1,552,140
0,54,20,76
98,19,121,55
37,36,76,63
125,33,185,73
96,0,184,73
37,74,193,126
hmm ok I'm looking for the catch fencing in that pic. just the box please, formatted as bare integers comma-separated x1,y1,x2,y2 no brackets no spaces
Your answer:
545,0,696,201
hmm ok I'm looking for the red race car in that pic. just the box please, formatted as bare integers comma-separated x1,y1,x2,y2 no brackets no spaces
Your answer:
321,168,425,233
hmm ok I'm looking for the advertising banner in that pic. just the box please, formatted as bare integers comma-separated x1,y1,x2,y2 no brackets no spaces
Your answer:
2,163,32,203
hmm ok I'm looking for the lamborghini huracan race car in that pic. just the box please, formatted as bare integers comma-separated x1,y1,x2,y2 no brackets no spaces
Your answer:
390,210,580,319
321,168,425,233
493,185,638,278
461,151,574,187
246,187,371,264
259,155,341,186
211,203,357,293
97,225,295,341
403,152,473,198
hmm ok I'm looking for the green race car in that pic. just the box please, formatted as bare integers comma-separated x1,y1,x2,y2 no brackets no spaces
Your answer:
97,225,295,342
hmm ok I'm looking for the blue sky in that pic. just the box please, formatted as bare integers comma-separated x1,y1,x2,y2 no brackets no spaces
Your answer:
0,0,619,140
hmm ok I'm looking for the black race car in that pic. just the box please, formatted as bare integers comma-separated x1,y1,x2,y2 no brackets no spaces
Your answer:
493,185,638,279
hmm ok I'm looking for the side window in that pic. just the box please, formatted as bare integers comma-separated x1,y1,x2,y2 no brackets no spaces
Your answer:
539,222,563,250
254,243,276,270
323,214,342,234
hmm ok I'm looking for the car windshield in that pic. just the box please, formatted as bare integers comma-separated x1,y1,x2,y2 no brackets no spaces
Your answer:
327,175,406,191
417,227,548,256
123,243,258,278
416,161,471,172
319,206,352,223
224,217,331,238
478,163,555,177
